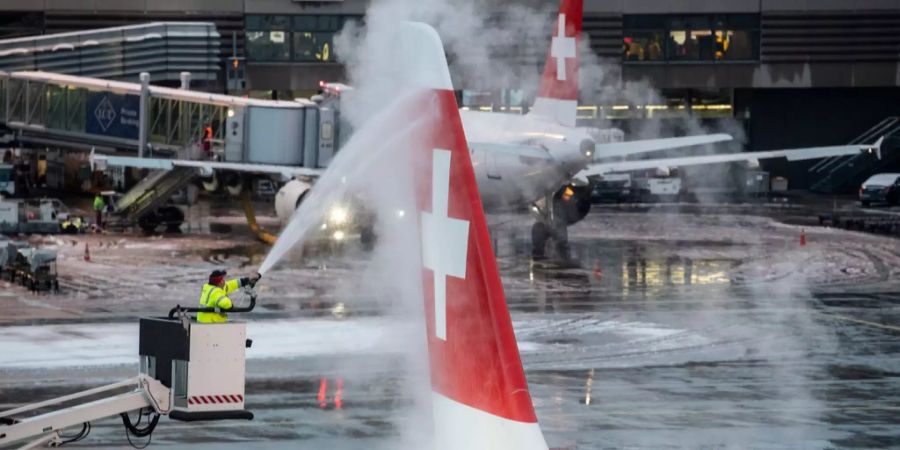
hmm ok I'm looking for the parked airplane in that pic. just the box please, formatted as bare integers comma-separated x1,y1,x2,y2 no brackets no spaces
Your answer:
452,0,882,256
92,0,884,258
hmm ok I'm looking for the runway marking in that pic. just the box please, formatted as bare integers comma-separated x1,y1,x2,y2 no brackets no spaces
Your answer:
546,404,900,418
831,314,900,332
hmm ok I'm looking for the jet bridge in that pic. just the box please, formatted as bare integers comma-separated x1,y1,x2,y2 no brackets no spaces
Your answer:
0,70,330,165
0,70,343,229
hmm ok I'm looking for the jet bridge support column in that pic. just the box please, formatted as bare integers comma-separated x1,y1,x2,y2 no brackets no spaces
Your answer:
138,72,149,158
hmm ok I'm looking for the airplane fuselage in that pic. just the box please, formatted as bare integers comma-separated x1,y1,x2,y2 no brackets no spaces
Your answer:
460,109,594,212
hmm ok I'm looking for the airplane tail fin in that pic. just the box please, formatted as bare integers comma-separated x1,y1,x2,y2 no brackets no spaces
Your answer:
401,22,549,450
529,0,583,127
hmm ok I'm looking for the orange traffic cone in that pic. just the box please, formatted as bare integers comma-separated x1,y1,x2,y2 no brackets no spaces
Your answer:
83,243,91,262
799,229,807,247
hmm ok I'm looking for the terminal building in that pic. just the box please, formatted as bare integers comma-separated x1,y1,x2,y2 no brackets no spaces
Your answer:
0,0,898,191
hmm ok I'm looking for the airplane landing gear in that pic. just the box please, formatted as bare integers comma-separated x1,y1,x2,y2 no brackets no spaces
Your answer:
531,198,570,260
531,219,569,260
531,183,592,260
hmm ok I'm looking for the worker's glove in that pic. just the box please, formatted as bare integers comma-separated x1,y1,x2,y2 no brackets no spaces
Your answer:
240,277,250,287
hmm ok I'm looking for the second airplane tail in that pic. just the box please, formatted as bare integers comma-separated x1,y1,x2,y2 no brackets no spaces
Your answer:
529,0,583,128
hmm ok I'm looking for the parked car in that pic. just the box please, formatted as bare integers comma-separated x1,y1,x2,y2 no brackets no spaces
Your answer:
859,173,900,206
591,173,633,203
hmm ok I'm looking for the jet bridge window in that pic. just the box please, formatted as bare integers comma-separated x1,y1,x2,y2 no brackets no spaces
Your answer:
0,12,43,39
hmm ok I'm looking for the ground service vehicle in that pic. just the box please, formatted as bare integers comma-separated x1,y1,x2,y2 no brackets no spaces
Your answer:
0,164,14,197
0,289,259,448
0,239,26,281
21,248,59,292
0,199,69,234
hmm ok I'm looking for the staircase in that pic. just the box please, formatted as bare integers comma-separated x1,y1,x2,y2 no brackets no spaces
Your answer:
109,167,195,227
810,117,900,194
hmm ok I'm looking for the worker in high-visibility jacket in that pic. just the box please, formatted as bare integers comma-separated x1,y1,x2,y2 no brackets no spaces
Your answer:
92,194,106,229
198,269,260,323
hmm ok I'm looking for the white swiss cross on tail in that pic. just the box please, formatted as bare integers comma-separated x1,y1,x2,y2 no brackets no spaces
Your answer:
530,0,582,127
551,13,576,81
421,149,469,341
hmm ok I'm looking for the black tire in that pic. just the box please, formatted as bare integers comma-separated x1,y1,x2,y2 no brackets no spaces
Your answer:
861,200,870,207
157,206,185,233
138,212,160,234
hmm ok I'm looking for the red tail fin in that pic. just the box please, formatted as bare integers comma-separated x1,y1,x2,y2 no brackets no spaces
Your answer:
403,22,549,450
530,0,583,127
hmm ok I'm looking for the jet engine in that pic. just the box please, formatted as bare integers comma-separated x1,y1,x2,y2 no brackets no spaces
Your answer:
221,171,244,196
274,179,312,224
200,172,219,192
555,183,592,225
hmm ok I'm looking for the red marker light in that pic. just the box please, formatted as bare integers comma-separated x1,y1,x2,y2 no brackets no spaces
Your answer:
317,378,328,409
334,378,344,410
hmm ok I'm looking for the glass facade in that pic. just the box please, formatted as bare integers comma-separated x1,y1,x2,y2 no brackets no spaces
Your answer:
245,14,360,63
623,14,759,63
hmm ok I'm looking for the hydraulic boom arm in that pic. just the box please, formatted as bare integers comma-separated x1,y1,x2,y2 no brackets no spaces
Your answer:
0,375,169,449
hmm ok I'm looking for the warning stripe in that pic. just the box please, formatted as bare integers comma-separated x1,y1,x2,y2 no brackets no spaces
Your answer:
188,394,244,405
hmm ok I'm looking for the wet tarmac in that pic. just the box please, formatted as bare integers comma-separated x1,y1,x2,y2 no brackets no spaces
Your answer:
1,202,899,449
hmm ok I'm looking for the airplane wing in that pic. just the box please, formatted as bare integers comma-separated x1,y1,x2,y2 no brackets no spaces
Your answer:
596,133,733,159
577,137,884,178
90,153,323,180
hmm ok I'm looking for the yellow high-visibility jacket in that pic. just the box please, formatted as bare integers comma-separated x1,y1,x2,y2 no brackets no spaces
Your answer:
198,279,242,323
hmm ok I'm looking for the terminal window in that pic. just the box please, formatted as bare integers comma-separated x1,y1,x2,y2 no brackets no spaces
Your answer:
0,12,43,40
246,15,361,63
623,14,758,63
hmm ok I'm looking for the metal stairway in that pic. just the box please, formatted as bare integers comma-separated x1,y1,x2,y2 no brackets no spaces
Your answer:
109,167,195,227
810,117,900,194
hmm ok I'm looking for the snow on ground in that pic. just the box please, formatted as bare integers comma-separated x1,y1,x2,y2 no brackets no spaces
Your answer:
0,316,697,371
